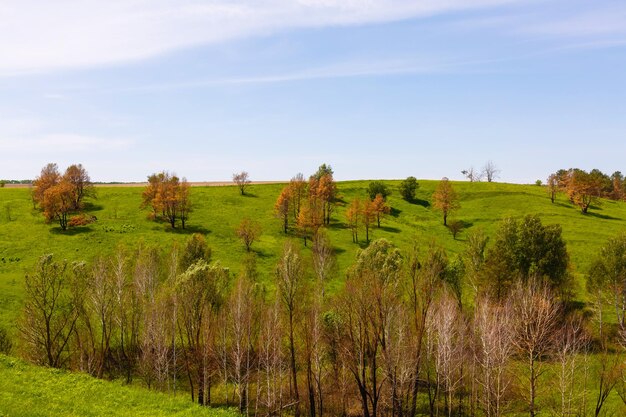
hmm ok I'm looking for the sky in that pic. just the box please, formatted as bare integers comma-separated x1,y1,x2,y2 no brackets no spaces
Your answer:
1,0,625,183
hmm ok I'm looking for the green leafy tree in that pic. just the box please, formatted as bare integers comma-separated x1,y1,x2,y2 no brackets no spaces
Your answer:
367,181,391,200
399,176,418,201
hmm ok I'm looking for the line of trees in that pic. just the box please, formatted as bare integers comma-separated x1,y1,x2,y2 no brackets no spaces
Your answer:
17,213,626,417
32,163,95,230
547,168,626,213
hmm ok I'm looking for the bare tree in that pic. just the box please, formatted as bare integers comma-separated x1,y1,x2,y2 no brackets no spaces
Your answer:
482,161,500,183
233,171,251,195
312,231,335,299
236,218,262,252
508,280,560,417
461,167,482,182
555,315,588,417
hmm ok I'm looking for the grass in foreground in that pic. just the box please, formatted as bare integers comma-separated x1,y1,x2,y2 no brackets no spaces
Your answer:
0,355,238,417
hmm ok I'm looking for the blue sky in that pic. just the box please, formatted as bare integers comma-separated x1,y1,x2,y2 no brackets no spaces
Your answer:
1,0,625,183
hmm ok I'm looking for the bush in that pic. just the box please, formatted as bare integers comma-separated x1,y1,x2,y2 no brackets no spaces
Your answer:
367,181,391,200
447,220,464,239
68,214,96,227
399,176,419,201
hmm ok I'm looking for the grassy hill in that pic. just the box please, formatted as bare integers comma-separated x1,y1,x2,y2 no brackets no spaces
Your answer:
1,179,626,329
0,354,237,417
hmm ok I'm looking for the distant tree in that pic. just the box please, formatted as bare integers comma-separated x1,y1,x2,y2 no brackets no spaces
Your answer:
462,167,482,182
346,198,361,243
535,179,542,186
565,169,605,214
42,181,75,230
371,193,390,228
274,186,291,233
611,171,625,201
297,200,322,247
179,233,211,271
432,178,460,226
547,174,559,203
233,171,251,195
482,160,500,183
367,181,391,200
236,218,262,252
399,176,419,201
312,163,334,180
63,164,94,210
32,163,61,207
178,178,192,229
447,219,464,239
361,198,377,243
310,172,337,226
141,171,191,228
289,173,307,221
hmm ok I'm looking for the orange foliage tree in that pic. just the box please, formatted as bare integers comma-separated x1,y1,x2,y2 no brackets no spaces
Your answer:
42,181,75,230
274,186,291,233
63,164,94,210
371,193,391,228
346,198,361,243
32,163,61,207
141,171,191,228
432,177,460,226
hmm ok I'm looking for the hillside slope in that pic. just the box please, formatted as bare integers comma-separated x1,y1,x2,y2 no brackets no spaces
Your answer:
0,355,237,417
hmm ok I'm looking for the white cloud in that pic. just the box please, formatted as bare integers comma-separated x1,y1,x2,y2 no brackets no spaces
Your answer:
0,0,521,75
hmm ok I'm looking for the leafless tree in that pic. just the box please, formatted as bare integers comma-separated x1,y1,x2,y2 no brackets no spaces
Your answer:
555,315,588,417
482,161,500,183
233,171,251,195
508,280,561,417
462,167,482,182
312,231,335,299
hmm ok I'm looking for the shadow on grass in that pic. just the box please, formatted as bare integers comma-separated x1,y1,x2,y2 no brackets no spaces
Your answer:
390,207,402,217
241,193,259,198
586,211,621,221
83,202,104,212
412,198,430,208
50,226,93,235
163,225,211,235
379,225,401,233
329,221,348,230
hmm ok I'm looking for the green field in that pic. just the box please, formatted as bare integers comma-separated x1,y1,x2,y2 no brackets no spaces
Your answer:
1,179,626,329
0,354,237,417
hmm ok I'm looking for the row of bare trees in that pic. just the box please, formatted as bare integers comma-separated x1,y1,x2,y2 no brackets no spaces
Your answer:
18,223,626,416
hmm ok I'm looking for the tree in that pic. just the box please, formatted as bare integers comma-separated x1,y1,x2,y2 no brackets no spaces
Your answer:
275,186,291,233
371,193,390,228
611,171,625,201
179,233,211,271
432,178,460,226
482,161,500,183
546,174,559,203
297,200,322,247
462,167,482,182
565,169,604,214
312,163,333,180
367,181,391,201
42,181,75,230
346,198,361,243
290,173,307,221
508,281,560,417
233,171,251,195
19,254,80,368
141,171,191,228
32,163,61,207
361,198,377,243
63,164,94,210
399,176,418,201
276,241,304,417
447,219,464,239
236,218,262,252
178,178,192,229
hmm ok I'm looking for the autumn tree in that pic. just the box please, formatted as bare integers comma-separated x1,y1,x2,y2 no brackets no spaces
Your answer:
611,171,625,201
399,176,418,201
178,178,192,229
290,173,307,221
432,178,460,226
63,163,94,210
546,173,559,203
371,193,390,228
141,171,191,228
298,200,322,247
275,186,291,233
42,181,75,230
236,218,262,252
482,160,500,182
19,254,80,368
233,171,251,195
32,163,61,207
361,198,377,243
565,169,605,214
346,198,361,243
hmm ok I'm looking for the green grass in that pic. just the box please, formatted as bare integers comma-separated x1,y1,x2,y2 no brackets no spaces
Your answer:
1,180,626,329
0,354,238,417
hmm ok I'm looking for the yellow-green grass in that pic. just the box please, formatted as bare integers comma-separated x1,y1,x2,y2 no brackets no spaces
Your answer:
0,354,237,417
1,180,626,330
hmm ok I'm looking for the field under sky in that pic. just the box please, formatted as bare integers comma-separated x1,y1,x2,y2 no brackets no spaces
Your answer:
1,0,625,184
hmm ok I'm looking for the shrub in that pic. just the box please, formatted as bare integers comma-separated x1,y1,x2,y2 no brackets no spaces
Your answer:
399,176,418,201
0,327,12,354
68,214,96,227
367,181,391,200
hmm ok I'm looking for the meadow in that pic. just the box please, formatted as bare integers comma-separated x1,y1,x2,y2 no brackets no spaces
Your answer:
1,179,626,329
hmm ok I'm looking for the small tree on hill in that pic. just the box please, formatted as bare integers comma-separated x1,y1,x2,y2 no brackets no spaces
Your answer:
447,220,464,240
346,198,361,243
433,178,460,226
33,163,61,207
371,193,390,228
233,171,251,195
237,218,262,252
362,198,377,243
482,160,500,183
63,164,94,210
274,186,291,233
547,174,559,203
399,176,418,201
367,181,391,200
42,181,75,230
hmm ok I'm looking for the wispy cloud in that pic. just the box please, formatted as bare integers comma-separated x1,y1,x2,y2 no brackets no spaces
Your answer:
0,0,522,75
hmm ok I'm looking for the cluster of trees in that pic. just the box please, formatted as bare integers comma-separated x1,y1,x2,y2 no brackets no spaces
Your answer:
462,161,500,183
274,165,337,245
32,163,95,230
345,193,390,243
141,172,191,228
18,213,626,417
547,169,626,213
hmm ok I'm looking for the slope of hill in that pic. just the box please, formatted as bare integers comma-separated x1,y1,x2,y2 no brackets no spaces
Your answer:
0,355,237,417
0,180,625,328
